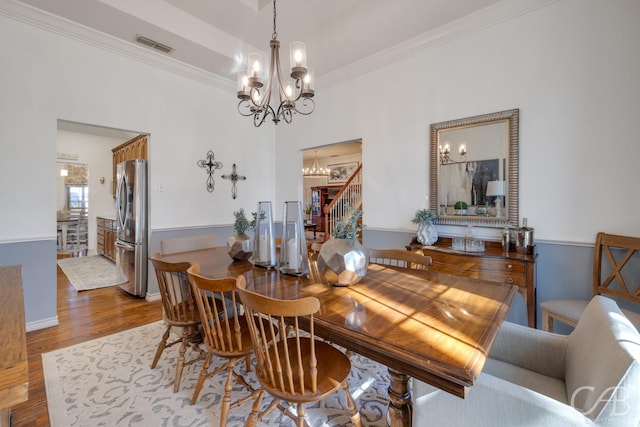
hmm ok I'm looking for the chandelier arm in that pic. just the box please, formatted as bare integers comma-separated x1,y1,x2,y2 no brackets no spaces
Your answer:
238,100,257,117
293,98,315,116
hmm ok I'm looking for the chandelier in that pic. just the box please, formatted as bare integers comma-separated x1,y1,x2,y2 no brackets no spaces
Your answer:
236,0,315,127
302,151,330,177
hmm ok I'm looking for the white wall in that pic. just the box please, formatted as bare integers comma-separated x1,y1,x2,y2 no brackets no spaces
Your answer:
0,9,276,324
276,0,640,244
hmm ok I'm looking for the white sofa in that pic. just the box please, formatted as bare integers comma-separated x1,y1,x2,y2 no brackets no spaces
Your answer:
412,296,640,426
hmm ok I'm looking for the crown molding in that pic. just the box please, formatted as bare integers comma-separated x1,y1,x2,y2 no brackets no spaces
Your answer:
1,0,560,92
318,0,561,88
0,0,235,91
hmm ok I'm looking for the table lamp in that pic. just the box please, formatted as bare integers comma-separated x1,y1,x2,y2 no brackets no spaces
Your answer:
486,181,505,217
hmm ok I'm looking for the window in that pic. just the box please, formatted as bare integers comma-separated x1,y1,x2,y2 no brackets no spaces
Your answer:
67,186,89,210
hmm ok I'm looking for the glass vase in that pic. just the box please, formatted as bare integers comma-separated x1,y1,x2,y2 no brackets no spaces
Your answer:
317,238,368,286
278,201,309,276
250,201,276,268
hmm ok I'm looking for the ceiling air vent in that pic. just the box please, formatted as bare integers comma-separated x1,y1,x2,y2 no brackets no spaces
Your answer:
135,35,173,54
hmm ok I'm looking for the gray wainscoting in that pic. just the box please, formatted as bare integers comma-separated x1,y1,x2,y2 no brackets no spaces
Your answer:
0,239,58,330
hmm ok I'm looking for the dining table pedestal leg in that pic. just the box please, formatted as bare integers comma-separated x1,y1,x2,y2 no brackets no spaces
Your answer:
386,368,412,427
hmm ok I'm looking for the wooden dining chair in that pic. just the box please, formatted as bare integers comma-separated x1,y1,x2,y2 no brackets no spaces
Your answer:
541,232,640,332
66,209,89,249
236,275,362,427
367,248,432,270
149,254,206,392
186,264,265,426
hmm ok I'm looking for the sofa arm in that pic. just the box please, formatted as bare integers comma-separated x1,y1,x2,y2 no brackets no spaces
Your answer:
489,321,568,380
412,374,593,427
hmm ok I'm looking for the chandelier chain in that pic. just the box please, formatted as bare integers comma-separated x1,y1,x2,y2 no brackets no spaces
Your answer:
272,0,278,40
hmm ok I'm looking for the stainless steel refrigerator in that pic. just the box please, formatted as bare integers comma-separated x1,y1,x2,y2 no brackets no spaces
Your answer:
115,159,148,297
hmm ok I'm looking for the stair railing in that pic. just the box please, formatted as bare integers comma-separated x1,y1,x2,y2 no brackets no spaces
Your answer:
323,164,362,240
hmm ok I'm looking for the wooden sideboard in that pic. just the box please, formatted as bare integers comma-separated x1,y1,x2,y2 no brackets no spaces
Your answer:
0,266,28,426
408,237,537,328
97,217,117,262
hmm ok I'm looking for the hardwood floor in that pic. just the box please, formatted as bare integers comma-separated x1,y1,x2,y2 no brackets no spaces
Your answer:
11,255,162,426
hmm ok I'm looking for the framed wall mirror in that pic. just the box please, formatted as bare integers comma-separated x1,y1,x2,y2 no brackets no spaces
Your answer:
429,109,519,228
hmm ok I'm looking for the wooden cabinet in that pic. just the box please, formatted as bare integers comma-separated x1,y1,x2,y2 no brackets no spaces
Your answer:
112,135,147,197
97,217,117,262
310,186,341,232
408,237,537,328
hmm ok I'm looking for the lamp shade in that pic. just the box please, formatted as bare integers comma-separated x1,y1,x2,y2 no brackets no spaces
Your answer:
486,181,505,197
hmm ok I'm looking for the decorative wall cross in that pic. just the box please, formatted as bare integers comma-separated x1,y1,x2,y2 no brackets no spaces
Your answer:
222,163,247,199
197,151,223,193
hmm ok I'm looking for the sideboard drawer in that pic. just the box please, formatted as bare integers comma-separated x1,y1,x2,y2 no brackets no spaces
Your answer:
410,238,537,327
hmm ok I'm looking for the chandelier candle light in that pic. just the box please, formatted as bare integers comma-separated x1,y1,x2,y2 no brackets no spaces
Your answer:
302,151,330,177
237,0,315,126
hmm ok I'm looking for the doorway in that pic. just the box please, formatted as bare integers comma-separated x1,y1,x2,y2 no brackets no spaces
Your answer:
302,139,362,240
56,121,141,256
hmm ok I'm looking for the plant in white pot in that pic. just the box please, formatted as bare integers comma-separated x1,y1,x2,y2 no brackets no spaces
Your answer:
317,207,368,287
303,203,312,223
226,208,255,261
412,208,438,246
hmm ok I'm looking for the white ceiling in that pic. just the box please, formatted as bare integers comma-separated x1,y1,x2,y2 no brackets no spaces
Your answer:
12,0,552,160
15,0,507,85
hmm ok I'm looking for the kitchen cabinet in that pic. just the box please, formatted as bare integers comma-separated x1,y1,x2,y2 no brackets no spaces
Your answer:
112,135,147,197
408,237,537,328
97,216,117,262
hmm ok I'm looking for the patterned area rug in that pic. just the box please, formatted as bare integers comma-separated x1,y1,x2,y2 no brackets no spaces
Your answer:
43,321,389,426
57,255,127,291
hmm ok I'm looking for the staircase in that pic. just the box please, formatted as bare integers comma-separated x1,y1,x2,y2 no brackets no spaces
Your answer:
323,164,363,241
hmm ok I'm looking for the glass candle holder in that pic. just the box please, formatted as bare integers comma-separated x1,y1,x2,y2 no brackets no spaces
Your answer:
278,201,309,276
251,201,276,268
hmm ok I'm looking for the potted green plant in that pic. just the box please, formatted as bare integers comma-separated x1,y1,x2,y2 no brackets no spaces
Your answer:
317,206,367,287
454,201,468,215
303,203,312,223
226,208,254,261
411,208,438,245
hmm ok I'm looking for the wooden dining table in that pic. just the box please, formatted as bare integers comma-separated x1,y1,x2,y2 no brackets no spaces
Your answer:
159,246,517,426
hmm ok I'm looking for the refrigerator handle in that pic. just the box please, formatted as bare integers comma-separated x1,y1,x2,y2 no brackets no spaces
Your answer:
115,240,135,250
116,172,128,232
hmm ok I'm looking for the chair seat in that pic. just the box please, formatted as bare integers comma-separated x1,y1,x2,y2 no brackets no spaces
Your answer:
541,300,588,325
542,299,640,331
258,337,352,404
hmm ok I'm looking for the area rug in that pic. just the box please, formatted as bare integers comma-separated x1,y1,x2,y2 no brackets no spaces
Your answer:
43,321,389,426
57,255,127,291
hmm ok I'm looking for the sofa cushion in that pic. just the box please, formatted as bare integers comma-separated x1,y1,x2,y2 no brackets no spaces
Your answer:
566,295,640,424
483,358,568,404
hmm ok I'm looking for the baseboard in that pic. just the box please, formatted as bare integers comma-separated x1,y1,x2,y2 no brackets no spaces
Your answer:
145,292,160,302
26,315,59,332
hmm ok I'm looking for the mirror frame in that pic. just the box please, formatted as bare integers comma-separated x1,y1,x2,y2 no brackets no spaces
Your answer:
429,108,519,228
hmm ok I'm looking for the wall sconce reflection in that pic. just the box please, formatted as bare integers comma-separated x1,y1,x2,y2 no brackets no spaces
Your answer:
439,142,467,164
